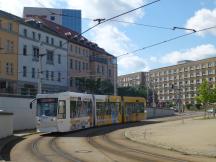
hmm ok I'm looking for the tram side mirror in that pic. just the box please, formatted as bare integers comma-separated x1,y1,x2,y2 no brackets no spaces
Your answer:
30,98,36,109
30,102,32,109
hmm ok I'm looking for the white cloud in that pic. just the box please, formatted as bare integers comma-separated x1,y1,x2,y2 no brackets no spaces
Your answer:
0,0,147,74
91,25,132,55
0,0,56,16
67,0,145,22
185,8,216,36
118,55,149,75
160,44,216,64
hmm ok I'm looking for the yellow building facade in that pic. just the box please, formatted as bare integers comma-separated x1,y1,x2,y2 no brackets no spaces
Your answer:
0,15,19,93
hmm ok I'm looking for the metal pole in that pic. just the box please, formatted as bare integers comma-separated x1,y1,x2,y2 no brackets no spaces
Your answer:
113,61,117,96
38,54,43,94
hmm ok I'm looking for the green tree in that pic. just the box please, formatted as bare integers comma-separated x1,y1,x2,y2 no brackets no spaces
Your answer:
196,80,216,117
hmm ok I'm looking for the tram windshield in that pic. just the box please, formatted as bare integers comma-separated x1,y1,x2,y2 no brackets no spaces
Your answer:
37,98,58,117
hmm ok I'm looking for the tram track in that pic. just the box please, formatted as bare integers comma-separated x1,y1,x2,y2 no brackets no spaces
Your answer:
103,132,191,162
87,129,161,162
31,136,52,162
30,134,83,162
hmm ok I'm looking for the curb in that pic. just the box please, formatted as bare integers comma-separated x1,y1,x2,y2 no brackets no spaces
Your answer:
124,130,216,159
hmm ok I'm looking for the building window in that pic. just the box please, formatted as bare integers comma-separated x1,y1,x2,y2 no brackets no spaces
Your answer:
97,65,100,73
70,44,73,52
86,63,88,70
46,36,49,44
50,16,55,21
46,50,54,64
23,45,27,56
109,69,112,77
58,72,61,82
32,68,35,78
58,55,61,64
59,41,62,47
8,23,13,32
83,62,85,70
10,63,13,75
75,60,78,70
70,59,73,69
33,46,39,61
78,61,81,71
32,32,35,40
70,77,73,87
102,66,104,73
75,46,77,54
46,70,49,80
38,33,41,40
6,40,14,53
51,38,54,45
23,66,27,77
51,71,54,81
23,29,27,37
5,63,9,74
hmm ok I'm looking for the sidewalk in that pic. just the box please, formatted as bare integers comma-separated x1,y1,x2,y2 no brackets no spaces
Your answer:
125,118,216,158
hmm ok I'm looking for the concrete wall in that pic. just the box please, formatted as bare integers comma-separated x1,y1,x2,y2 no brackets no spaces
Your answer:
0,112,13,139
0,96,36,131
146,108,174,119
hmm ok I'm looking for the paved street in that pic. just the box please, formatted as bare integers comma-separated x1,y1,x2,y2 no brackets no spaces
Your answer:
1,116,214,162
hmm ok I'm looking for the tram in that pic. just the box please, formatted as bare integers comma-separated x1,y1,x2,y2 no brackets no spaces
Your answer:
33,92,146,133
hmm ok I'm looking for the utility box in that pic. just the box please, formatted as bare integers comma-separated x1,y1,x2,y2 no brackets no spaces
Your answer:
0,111,13,139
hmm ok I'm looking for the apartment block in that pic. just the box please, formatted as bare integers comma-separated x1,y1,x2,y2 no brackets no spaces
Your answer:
0,10,117,95
17,20,68,95
118,72,147,87
148,58,216,105
37,18,117,93
0,11,19,93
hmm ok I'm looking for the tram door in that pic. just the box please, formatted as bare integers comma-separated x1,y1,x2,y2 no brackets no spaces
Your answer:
57,99,69,132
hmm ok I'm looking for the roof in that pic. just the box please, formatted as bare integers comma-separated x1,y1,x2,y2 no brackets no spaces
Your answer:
0,10,66,40
149,56,216,72
0,10,115,58
35,17,115,57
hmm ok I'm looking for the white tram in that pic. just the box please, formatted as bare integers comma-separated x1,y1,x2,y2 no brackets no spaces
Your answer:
33,92,146,133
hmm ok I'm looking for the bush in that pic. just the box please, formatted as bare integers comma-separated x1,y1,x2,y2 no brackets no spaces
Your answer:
186,103,192,110
195,103,202,110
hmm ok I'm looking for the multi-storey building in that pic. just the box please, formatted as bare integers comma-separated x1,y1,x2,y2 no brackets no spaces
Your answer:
0,10,117,95
37,18,117,93
23,7,81,33
18,20,68,95
0,11,19,93
118,72,147,87
148,58,216,105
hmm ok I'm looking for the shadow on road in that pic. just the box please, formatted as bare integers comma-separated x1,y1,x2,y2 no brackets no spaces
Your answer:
43,120,161,138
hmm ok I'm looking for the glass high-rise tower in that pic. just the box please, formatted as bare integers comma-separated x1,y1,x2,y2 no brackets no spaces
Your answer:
23,7,81,33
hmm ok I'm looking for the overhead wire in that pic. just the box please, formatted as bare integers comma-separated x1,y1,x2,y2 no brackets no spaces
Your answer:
117,25,216,58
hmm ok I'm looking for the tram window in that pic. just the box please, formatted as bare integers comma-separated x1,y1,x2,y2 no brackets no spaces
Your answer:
58,100,66,119
96,102,106,116
70,101,77,118
83,101,92,115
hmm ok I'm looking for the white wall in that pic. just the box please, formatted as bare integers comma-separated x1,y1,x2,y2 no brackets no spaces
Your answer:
0,112,13,139
146,108,174,119
0,96,36,131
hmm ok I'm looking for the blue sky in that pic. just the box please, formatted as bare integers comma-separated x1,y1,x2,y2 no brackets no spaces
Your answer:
1,0,216,75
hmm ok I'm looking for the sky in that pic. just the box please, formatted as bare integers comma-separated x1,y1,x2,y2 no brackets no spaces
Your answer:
0,0,216,75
